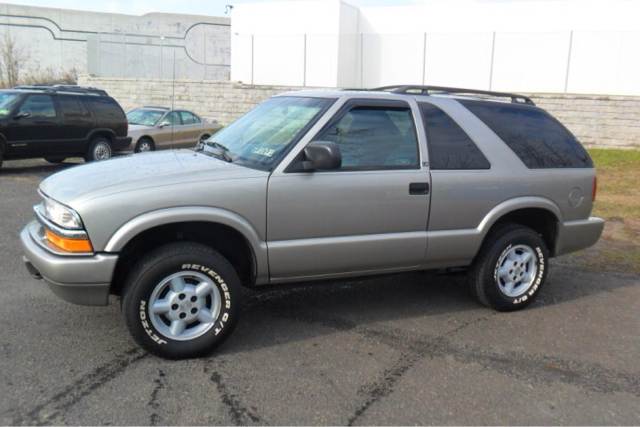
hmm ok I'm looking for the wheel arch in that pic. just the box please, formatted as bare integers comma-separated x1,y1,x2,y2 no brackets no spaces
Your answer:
105,207,269,294
478,197,562,257
87,129,117,145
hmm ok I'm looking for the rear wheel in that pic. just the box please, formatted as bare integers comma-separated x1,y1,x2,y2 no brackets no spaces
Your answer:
468,224,549,311
134,137,155,153
122,242,242,359
85,137,112,162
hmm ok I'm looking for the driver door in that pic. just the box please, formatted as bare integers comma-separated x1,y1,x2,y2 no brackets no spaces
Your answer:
266,99,431,282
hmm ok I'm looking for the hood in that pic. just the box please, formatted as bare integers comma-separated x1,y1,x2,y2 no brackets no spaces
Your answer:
128,124,154,134
40,150,267,206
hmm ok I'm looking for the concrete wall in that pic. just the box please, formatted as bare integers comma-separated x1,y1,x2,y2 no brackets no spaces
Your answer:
230,0,640,96
0,3,230,81
79,75,640,149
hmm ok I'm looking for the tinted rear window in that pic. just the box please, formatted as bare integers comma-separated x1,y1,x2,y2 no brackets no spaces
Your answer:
459,100,593,169
420,102,490,170
87,97,125,118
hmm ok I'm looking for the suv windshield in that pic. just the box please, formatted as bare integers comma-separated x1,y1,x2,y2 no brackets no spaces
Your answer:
201,96,334,170
0,93,23,117
127,109,165,126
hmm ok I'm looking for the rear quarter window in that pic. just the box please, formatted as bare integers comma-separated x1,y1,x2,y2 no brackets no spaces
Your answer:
459,100,593,169
87,97,126,119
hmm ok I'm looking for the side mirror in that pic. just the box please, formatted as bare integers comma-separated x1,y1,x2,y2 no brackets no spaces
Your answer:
14,111,30,120
294,141,342,172
159,120,171,128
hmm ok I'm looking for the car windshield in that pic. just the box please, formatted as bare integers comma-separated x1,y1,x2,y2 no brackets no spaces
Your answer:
127,109,166,126
0,93,23,117
201,96,333,170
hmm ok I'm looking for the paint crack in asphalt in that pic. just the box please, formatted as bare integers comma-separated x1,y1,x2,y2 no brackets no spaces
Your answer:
205,360,261,425
148,369,166,426
12,348,148,426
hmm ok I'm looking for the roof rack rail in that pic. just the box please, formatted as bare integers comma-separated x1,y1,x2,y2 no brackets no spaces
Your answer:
372,85,535,105
142,105,171,110
11,85,109,96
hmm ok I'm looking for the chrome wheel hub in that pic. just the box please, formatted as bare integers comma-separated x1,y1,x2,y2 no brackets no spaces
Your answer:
94,143,111,160
496,244,538,297
148,271,222,341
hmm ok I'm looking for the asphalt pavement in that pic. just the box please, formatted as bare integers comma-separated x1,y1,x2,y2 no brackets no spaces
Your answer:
1,158,638,425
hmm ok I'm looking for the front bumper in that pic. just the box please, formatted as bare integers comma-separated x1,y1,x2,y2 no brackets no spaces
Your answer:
20,220,118,306
555,216,606,257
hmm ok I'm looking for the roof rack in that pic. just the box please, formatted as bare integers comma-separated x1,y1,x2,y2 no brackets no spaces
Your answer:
372,85,535,105
142,105,170,110
11,85,109,96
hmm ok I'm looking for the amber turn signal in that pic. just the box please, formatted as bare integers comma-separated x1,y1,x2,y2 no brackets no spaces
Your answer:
45,229,93,253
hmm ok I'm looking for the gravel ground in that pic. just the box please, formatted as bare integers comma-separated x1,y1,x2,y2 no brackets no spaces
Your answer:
1,158,638,426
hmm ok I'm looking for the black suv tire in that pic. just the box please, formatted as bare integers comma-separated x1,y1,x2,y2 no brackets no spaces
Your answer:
122,242,242,359
85,137,113,162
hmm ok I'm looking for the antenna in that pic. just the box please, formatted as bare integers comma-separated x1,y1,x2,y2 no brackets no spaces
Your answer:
171,51,176,148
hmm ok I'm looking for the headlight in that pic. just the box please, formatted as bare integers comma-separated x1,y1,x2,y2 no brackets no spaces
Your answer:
41,197,83,230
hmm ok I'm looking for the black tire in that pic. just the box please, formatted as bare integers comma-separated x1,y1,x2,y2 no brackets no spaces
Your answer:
45,158,66,164
0,149,3,169
84,137,113,162
199,134,210,142
122,242,242,359
468,224,549,312
134,137,155,153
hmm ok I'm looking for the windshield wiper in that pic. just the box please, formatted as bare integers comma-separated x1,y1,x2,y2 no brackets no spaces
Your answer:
200,141,233,163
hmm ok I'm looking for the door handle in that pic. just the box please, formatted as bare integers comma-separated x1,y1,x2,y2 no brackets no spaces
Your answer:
409,182,430,195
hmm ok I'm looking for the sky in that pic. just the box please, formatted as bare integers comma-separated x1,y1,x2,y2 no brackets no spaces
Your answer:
6,0,562,17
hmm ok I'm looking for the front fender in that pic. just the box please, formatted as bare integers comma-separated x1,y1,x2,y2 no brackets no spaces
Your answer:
103,206,269,285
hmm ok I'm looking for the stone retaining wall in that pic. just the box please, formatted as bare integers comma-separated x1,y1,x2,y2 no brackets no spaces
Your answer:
79,75,640,149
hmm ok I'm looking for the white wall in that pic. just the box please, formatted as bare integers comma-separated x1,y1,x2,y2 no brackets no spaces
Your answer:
230,0,640,95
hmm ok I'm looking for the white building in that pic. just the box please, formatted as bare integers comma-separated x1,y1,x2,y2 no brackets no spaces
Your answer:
230,0,640,95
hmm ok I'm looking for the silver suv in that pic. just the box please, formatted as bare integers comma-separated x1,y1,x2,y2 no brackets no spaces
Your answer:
20,85,604,359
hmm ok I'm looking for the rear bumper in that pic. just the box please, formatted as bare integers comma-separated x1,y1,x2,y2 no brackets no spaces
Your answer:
20,220,118,306
113,136,132,151
555,216,605,257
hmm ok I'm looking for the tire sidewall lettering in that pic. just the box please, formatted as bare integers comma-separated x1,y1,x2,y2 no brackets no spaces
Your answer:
138,263,232,346
493,241,547,306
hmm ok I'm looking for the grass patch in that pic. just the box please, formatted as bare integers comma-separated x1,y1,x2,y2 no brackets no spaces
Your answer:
588,148,640,220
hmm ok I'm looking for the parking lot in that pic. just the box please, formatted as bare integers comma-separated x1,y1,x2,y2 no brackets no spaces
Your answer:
1,158,639,425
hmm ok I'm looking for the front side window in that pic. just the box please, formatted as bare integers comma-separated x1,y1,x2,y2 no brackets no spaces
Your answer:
127,109,165,126
420,103,490,170
0,92,23,117
460,99,593,168
201,96,334,170
19,94,57,118
316,103,419,170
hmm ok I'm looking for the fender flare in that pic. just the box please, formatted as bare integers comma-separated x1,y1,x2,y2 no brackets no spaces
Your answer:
104,207,269,284
87,128,117,143
477,196,562,237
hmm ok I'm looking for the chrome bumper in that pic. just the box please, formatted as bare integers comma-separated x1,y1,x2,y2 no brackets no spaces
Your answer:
20,220,118,306
555,216,605,257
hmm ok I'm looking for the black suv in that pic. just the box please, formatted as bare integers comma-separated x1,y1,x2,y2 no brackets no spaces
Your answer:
0,85,131,169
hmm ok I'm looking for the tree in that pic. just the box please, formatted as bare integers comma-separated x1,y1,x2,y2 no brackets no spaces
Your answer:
0,31,29,88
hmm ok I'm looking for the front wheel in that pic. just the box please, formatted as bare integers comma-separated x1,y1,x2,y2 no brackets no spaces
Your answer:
468,224,549,311
122,242,242,359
